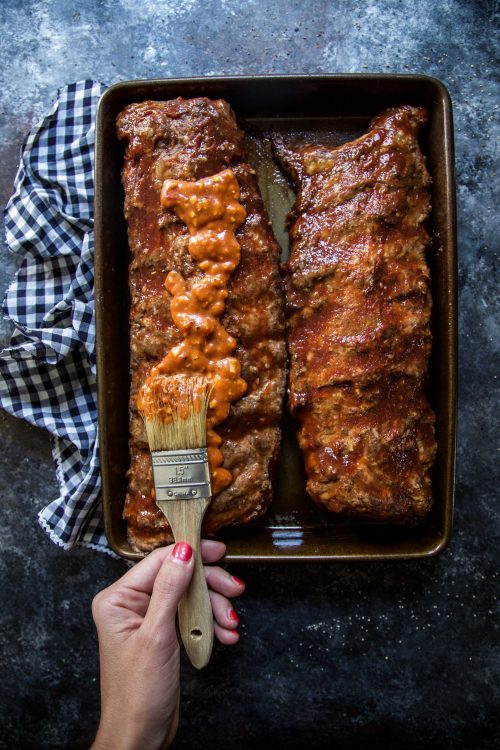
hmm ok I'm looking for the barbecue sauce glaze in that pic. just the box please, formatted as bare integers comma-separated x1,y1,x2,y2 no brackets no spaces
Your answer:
137,168,247,495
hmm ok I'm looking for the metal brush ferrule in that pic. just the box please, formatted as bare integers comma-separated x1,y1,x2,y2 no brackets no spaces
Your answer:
151,448,212,501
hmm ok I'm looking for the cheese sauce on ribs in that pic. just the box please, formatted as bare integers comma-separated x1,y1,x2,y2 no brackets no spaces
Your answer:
117,98,286,551
274,105,437,523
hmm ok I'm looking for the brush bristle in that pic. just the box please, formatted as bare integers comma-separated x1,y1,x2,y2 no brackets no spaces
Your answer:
139,374,210,452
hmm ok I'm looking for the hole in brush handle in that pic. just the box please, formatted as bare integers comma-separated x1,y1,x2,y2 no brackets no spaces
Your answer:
190,628,203,640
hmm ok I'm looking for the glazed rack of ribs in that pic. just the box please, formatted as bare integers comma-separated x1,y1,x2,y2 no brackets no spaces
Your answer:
117,97,286,551
273,105,437,524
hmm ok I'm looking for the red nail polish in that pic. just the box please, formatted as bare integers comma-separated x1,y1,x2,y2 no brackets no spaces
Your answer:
230,629,240,638
229,608,239,624
232,576,245,587
172,542,193,563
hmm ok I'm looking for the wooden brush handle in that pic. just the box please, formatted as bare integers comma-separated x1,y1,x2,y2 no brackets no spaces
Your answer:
159,498,213,669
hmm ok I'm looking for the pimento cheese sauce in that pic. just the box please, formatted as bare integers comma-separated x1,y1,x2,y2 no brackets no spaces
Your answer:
138,169,247,495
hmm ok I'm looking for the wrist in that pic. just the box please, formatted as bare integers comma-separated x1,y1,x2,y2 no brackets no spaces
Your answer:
92,717,167,750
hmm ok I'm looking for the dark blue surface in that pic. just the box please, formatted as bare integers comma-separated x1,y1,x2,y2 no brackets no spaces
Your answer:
0,2,498,748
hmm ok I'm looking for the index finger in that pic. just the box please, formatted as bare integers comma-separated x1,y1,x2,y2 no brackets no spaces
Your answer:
200,539,226,563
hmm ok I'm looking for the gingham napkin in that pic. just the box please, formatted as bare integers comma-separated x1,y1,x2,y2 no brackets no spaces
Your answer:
0,80,117,556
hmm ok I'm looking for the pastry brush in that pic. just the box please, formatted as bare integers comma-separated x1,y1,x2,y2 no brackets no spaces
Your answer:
139,373,214,669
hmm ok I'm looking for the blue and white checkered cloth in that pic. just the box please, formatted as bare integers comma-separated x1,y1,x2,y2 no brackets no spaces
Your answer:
0,80,117,555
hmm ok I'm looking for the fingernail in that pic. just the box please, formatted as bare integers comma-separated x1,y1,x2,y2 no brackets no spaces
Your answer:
172,542,193,563
232,576,245,587
228,608,239,624
230,629,240,638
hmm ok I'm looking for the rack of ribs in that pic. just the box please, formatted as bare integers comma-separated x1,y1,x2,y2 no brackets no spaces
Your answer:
117,97,286,551
273,105,437,523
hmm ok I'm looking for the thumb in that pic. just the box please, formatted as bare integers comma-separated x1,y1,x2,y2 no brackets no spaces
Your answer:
143,542,194,631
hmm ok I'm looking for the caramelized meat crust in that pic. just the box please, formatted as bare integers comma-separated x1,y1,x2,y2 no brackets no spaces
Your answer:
274,106,437,523
117,98,286,551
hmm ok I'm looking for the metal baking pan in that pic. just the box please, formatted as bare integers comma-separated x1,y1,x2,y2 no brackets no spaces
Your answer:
94,74,457,561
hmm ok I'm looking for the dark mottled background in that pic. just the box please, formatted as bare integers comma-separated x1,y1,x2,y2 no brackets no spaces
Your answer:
0,1,498,749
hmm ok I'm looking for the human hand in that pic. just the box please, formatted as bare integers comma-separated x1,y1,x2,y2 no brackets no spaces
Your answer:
91,539,244,750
